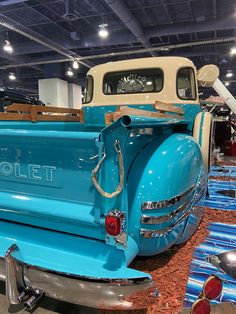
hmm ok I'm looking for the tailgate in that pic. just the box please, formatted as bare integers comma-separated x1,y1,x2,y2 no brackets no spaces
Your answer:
0,122,104,239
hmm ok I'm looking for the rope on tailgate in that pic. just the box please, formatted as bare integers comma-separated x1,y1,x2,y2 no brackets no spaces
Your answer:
91,140,124,198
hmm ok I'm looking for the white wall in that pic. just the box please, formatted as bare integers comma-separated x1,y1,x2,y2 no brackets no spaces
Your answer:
68,83,82,109
38,78,68,108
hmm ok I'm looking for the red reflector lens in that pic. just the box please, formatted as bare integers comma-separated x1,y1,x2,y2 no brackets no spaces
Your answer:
203,276,223,300
191,299,210,314
105,215,121,236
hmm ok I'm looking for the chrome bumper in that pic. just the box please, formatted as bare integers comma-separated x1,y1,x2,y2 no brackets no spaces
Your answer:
0,244,157,310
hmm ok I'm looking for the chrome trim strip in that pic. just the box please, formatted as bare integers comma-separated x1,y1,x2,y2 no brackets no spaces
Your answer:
141,185,195,211
140,210,190,238
141,200,190,225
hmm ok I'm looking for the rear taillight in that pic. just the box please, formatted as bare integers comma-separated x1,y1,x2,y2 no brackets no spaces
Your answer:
191,275,223,314
191,299,210,314
105,215,121,236
105,210,125,236
203,275,223,300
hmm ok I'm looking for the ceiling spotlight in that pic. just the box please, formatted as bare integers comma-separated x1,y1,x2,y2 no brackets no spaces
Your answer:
72,60,79,69
146,81,153,85
225,82,230,86
66,67,73,76
8,72,16,81
98,24,109,38
3,40,13,54
226,72,233,78
230,47,236,55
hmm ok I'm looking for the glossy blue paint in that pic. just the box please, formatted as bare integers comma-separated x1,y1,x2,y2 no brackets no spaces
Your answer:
127,133,203,255
176,165,207,244
0,103,207,282
83,104,202,130
0,219,147,280
0,122,103,240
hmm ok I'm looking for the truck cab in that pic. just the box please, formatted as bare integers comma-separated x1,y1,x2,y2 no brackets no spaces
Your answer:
0,57,212,310
84,56,198,106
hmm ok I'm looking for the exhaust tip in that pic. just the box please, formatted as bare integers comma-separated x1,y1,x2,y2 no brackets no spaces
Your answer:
24,289,44,311
121,115,131,127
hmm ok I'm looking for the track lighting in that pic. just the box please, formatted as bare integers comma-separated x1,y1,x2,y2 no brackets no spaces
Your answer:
98,24,109,38
9,72,16,81
66,67,73,76
230,47,236,55
72,60,79,69
226,72,233,78
3,40,13,54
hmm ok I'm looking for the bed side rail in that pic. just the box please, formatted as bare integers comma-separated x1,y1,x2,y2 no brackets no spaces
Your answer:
105,101,184,125
1,103,84,123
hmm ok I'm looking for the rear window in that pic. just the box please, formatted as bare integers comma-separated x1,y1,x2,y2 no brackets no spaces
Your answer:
103,68,163,95
177,67,196,100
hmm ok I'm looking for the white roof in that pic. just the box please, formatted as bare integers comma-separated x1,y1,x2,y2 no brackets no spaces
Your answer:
85,56,199,106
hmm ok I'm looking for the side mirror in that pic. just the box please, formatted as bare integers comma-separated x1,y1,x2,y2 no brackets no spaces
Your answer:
197,64,219,87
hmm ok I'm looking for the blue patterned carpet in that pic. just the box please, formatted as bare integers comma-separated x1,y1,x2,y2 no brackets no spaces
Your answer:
201,165,236,210
210,166,236,178
202,180,236,210
184,166,236,309
184,222,236,308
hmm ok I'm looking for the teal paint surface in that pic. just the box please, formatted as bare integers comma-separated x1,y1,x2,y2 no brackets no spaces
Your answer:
0,103,206,280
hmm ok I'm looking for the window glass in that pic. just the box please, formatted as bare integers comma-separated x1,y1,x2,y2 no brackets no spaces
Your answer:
83,76,93,103
103,68,163,95
177,67,196,100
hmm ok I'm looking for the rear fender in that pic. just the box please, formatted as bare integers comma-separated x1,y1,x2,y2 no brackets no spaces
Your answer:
127,133,204,255
176,164,207,244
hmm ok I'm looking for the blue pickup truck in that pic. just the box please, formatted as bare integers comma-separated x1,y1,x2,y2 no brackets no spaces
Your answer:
0,57,213,310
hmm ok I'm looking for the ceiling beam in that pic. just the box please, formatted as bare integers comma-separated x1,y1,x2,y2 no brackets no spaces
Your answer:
1,13,236,58
160,0,181,42
0,0,28,5
0,13,93,68
147,15,236,38
103,0,157,57
0,52,42,72
70,15,236,49
1,37,234,70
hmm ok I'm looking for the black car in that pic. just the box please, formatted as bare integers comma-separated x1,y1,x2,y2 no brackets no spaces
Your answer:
0,87,44,112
